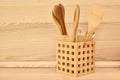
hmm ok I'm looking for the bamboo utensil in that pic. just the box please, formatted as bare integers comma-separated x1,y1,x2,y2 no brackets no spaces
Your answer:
59,4,65,20
85,5,104,41
59,4,67,35
52,4,67,35
52,11,64,35
52,5,64,35
52,4,103,42
72,5,80,42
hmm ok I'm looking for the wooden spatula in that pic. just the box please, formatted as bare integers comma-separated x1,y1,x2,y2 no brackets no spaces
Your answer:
85,5,104,41
71,5,80,42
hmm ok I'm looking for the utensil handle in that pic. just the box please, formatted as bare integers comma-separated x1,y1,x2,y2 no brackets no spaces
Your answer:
72,5,80,42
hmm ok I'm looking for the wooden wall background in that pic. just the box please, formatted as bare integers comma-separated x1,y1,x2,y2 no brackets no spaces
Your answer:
0,0,120,67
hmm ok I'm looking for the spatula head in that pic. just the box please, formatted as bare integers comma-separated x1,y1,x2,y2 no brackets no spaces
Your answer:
85,5,104,41
88,5,104,31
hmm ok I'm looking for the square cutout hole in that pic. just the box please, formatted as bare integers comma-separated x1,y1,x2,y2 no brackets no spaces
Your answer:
91,50,94,53
67,63,70,66
62,44,65,47
58,50,61,53
71,58,74,61
83,51,85,54
58,55,60,59
58,44,61,47
71,64,74,67
87,68,89,72
83,69,85,73
87,62,89,66
83,63,85,67
62,50,65,53
91,62,94,65
91,67,94,71
62,56,65,59
67,69,69,72
78,70,80,73
83,45,85,48
83,57,85,60
71,70,74,74
62,62,65,65
78,52,81,55
67,45,69,48
71,52,74,55
87,50,90,54
67,51,69,54
71,45,74,49
78,46,81,49
91,56,93,59
67,57,69,60
78,64,80,67
91,44,94,47
62,68,65,71
58,61,61,64
87,44,90,47
87,57,89,60
78,58,81,61
58,67,61,70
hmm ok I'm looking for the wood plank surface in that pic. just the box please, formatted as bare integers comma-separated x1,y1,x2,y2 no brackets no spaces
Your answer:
0,61,120,68
0,5,119,23
0,0,120,64
0,67,120,80
0,23,120,61
0,0,120,6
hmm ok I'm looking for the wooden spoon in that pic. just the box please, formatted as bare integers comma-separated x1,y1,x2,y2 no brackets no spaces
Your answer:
85,5,104,41
71,5,80,42
52,11,64,35
59,4,65,20
53,4,67,35
59,4,67,35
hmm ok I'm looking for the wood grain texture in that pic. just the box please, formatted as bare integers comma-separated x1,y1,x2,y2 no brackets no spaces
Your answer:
0,4,119,23
0,23,120,61
0,0,120,6
0,61,120,68
0,67,120,80
0,0,120,63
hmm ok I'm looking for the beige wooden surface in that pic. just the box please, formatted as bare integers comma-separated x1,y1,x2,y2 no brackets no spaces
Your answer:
0,0,119,23
0,4,119,23
0,23,120,61
0,0,120,66
0,61,120,68
0,67,120,80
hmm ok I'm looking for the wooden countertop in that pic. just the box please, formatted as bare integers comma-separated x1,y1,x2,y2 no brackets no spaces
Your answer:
0,67,120,80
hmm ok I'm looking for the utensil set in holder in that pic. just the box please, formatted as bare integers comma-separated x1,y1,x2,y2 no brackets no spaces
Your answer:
52,4,104,77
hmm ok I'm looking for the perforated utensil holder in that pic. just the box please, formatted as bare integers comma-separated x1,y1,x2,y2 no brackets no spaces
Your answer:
56,36,95,77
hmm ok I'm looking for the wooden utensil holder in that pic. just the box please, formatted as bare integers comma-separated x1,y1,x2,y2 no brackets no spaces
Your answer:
56,36,95,77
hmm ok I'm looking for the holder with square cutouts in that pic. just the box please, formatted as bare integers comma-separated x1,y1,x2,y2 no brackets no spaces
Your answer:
56,37,95,77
